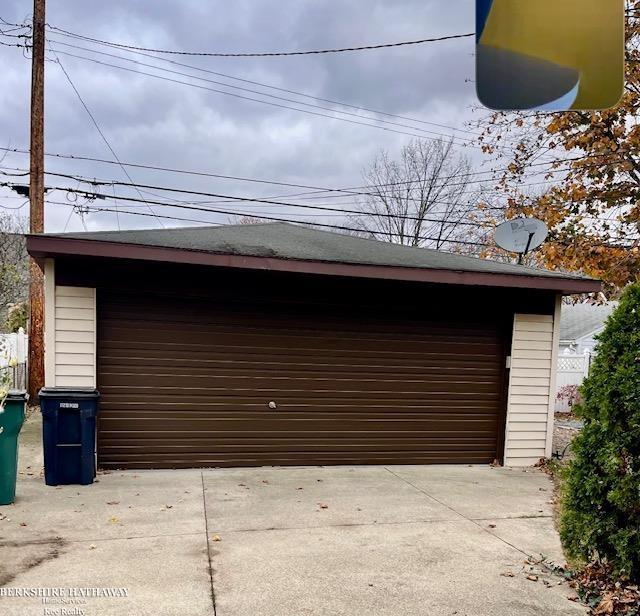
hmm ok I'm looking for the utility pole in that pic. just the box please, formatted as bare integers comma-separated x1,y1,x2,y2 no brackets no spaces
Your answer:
28,0,45,399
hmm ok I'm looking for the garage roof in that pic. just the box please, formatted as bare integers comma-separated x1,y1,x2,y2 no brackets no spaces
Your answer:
27,222,600,294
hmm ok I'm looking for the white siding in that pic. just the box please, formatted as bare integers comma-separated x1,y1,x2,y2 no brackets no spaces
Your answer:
503,301,560,466
51,285,96,388
44,259,56,387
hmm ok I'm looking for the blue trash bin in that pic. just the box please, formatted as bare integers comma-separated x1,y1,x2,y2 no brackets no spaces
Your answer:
39,388,100,486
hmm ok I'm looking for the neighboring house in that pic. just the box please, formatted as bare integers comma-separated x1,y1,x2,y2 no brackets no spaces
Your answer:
555,301,616,411
559,301,616,355
27,223,599,468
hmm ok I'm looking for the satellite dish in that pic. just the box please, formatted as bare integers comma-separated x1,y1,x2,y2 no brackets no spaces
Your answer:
494,217,548,264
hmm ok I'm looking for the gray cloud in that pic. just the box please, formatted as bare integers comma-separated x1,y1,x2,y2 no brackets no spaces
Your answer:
0,0,482,232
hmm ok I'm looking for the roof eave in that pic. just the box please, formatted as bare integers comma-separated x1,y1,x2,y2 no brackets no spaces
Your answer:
26,235,602,295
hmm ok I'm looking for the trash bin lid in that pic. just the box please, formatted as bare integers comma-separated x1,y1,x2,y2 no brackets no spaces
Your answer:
5,390,28,402
38,387,100,400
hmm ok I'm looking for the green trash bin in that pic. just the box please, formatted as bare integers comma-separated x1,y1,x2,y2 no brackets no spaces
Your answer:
0,390,28,506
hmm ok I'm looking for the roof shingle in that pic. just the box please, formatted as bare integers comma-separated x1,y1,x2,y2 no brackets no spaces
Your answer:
42,222,593,282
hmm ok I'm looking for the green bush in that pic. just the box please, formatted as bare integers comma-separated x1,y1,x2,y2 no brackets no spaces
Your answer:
4,301,27,333
560,283,640,581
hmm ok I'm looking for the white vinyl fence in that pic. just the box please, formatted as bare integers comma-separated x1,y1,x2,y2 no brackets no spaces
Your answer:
555,349,592,412
0,328,28,390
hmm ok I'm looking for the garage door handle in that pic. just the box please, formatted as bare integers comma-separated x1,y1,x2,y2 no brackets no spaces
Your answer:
268,401,277,410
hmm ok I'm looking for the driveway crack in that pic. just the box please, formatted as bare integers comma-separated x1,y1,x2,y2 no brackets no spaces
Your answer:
383,467,532,558
201,471,217,616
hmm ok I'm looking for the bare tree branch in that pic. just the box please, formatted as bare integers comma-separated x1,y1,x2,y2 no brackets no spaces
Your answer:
351,139,485,249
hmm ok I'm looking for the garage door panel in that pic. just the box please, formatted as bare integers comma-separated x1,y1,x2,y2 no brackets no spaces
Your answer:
99,302,500,334
97,291,506,468
97,452,496,469
95,375,502,395
98,325,503,352
98,357,502,375
98,402,502,416
98,362,502,382
98,334,502,358
98,330,503,349
102,420,495,446
98,416,500,432
99,442,500,458
97,365,502,382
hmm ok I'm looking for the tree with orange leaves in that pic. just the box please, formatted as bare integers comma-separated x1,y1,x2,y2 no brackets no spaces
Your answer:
477,0,640,297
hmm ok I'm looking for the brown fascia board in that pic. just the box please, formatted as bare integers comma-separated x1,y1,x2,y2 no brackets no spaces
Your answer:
26,235,602,295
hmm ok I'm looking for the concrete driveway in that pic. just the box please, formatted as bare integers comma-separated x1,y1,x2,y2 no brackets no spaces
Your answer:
0,413,584,615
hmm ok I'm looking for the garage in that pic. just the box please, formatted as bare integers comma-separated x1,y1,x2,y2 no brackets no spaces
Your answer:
96,289,507,468
27,222,600,468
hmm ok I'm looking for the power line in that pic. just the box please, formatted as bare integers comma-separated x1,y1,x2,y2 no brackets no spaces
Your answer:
49,46,164,228
44,41,474,145
45,194,637,250
46,25,475,57
46,35,481,138
41,176,492,227
42,173,638,226
5,172,628,247
39,152,639,206
0,145,615,200
0,164,572,217
2,146,633,222
45,194,491,248
47,49,476,144
4,166,627,226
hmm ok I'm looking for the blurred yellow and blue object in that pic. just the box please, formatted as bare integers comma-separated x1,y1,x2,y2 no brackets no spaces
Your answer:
476,0,624,110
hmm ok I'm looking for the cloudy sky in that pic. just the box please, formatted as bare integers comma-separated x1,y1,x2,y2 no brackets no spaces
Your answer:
0,0,488,233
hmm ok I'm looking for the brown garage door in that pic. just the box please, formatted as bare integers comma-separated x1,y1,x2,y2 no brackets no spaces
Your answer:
97,290,507,469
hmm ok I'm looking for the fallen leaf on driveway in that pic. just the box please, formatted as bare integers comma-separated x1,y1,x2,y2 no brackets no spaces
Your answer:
108,516,119,524
106,501,120,505
89,544,96,550
261,480,269,485
211,535,221,542
165,504,173,509
318,503,329,509
526,575,539,582
19,522,27,527
488,524,496,528
500,571,515,577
